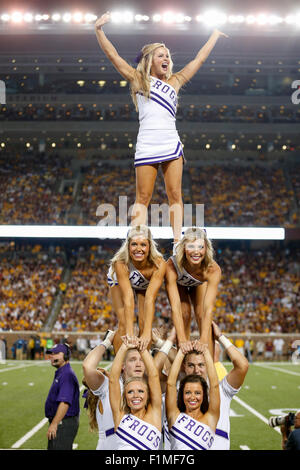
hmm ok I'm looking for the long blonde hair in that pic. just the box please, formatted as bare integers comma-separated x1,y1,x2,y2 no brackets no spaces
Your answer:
175,227,215,273
130,43,174,112
109,224,163,276
82,369,110,433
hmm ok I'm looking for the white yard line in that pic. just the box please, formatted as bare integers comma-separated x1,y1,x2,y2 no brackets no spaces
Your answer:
233,396,281,434
10,364,111,449
11,418,49,449
0,363,43,373
254,363,300,376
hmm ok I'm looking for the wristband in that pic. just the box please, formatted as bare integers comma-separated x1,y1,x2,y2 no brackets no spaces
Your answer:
159,339,173,356
218,334,232,350
100,339,112,350
154,338,164,349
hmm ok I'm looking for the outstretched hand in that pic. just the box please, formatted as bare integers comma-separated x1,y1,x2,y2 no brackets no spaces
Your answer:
95,11,110,29
192,340,209,354
121,334,139,349
179,340,195,355
138,334,151,353
214,29,229,39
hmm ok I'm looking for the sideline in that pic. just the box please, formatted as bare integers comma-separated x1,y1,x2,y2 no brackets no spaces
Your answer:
10,363,111,449
233,396,281,434
254,363,300,377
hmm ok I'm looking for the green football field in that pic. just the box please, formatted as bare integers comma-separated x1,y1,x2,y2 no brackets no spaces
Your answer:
0,360,299,451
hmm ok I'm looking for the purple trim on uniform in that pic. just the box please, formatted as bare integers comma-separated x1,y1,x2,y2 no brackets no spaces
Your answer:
150,91,176,116
164,428,171,442
148,95,175,118
134,152,183,167
135,141,182,165
170,426,207,450
116,428,152,450
105,427,115,437
215,428,229,439
116,431,143,450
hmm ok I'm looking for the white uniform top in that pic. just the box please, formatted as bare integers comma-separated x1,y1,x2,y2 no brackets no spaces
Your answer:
170,256,204,287
107,263,150,291
211,376,240,450
169,412,215,450
91,375,123,450
135,76,183,167
115,414,162,450
137,76,178,131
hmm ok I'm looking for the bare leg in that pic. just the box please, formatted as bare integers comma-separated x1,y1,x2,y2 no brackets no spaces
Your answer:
190,284,215,359
109,285,125,353
178,285,192,340
161,157,184,242
131,164,159,226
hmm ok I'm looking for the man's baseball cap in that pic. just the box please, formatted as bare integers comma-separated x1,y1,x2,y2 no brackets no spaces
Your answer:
46,343,69,355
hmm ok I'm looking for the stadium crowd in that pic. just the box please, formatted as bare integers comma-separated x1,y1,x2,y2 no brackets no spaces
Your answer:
0,245,65,331
0,243,298,335
1,155,298,227
0,154,74,225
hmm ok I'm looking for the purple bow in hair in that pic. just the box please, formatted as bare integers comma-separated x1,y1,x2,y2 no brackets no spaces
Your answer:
82,388,89,409
135,51,143,64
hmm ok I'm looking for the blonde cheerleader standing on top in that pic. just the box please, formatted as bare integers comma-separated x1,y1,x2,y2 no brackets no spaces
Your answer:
95,12,228,244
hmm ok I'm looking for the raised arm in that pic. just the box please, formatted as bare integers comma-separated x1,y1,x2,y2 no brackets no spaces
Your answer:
194,341,220,431
166,348,185,427
171,29,228,90
109,339,133,428
140,348,162,428
212,322,249,390
95,12,137,82
82,330,115,390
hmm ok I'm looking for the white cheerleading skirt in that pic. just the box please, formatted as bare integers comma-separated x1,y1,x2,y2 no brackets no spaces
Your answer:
134,129,184,167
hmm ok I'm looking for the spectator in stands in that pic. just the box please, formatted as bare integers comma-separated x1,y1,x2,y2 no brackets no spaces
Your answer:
273,337,285,361
264,340,274,361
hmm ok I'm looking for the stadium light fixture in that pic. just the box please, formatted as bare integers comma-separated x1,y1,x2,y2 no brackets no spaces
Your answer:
135,14,149,22
123,11,134,23
62,13,72,23
201,10,227,27
84,13,97,23
162,12,176,24
11,12,22,23
246,15,256,24
73,12,83,23
256,14,268,25
267,15,283,25
52,13,61,22
153,14,162,22
1,13,10,22
24,13,33,23
0,226,285,240
110,11,134,24
175,13,185,23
